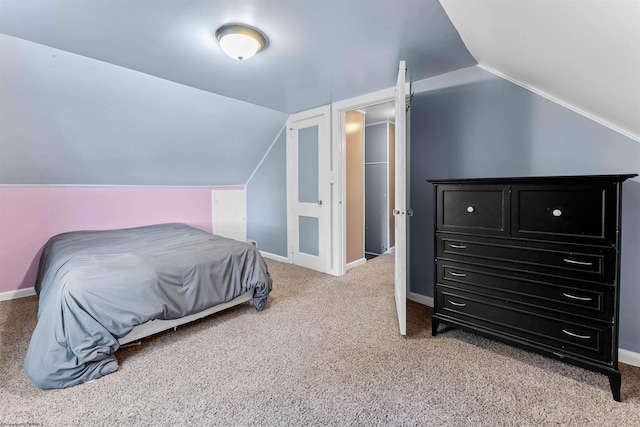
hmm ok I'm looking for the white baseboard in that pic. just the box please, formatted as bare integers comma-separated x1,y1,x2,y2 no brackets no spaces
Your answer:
408,291,434,307
259,251,290,263
619,349,640,367
0,287,36,301
346,258,367,270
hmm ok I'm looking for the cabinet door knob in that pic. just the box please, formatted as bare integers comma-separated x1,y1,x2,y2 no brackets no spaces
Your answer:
467,206,475,213
552,209,562,217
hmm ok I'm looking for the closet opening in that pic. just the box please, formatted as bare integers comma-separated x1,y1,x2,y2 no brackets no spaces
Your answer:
344,101,396,267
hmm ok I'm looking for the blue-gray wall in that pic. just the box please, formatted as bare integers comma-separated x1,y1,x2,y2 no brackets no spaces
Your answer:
246,128,288,256
365,124,388,163
365,123,390,255
0,34,287,186
409,66,640,352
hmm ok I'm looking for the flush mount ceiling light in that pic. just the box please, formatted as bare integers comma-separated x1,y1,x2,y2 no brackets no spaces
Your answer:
215,24,268,61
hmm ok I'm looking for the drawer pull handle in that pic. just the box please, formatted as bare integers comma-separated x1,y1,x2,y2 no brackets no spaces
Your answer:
562,329,591,340
562,292,593,302
552,209,563,217
448,244,467,249
449,272,467,277
448,300,466,307
563,258,593,266
467,206,475,213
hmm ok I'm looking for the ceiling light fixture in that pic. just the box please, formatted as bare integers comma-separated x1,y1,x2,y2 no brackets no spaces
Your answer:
215,24,268,61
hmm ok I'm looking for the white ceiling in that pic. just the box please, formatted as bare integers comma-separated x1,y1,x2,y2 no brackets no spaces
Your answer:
0,0,476,114
440,0,640,142
364,101,395,126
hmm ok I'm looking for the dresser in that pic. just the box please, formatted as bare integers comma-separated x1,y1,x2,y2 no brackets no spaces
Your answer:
429,174,636,401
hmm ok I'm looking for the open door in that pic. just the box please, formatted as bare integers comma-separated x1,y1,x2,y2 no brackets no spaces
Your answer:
394,61,408,335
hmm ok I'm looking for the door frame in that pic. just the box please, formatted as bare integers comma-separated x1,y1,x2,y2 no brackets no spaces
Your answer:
286,105,332,273
331,86,410,276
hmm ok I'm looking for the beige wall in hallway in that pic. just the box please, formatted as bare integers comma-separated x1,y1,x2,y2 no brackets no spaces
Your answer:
345,110,364,264
388,122,395,249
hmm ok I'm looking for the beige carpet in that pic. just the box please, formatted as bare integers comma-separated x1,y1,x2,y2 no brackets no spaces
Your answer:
1,254,639,426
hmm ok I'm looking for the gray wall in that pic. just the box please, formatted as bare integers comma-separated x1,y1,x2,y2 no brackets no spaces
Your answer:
0,35,287,186
365,123,390,255
246,129,288,256
365,124,388,164
409,66,640,352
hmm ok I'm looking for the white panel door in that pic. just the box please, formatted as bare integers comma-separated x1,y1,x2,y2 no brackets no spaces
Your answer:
287,106,330,272
212,189,246,242
394,61,408,336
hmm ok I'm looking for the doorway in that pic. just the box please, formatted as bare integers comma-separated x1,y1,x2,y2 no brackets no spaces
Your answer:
343,102,396,266
330,61,410,336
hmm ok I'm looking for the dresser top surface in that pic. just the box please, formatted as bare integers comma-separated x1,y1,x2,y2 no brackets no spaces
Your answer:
427,174,637,185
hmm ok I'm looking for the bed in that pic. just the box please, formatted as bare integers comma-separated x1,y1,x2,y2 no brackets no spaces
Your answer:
23,223,272,389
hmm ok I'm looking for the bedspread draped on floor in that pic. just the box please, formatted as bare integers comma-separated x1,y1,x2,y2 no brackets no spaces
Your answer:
24,223,272,389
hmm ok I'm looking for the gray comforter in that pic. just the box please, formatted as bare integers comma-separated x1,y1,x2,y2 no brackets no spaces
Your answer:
24,223,272,389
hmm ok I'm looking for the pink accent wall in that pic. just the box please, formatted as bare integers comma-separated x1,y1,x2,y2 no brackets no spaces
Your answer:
0,186,243,294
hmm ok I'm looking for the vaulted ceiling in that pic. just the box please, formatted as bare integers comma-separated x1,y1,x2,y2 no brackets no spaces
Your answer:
0,0,637,186
1,0,637,131
0,0,475,114
440,0,640,142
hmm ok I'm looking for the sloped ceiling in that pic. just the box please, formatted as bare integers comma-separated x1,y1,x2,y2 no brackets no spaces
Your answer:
2,0,636,186
0,0,477,186
0,35,288,186
440,0,640,142
0,0,476,114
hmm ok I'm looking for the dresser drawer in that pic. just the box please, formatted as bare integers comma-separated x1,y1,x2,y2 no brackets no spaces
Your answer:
511,183,617,245
435,286,614,363
437,261,614,321
437,184,509,237
437,235,616,283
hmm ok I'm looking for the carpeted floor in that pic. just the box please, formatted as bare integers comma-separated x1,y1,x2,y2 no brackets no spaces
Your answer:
1,254,639,426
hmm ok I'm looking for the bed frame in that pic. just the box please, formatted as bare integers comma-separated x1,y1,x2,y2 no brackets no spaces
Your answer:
118,289,254,345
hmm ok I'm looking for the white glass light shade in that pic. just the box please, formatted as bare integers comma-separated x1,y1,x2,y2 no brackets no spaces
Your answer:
215,24,267,61
219,33,260,60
